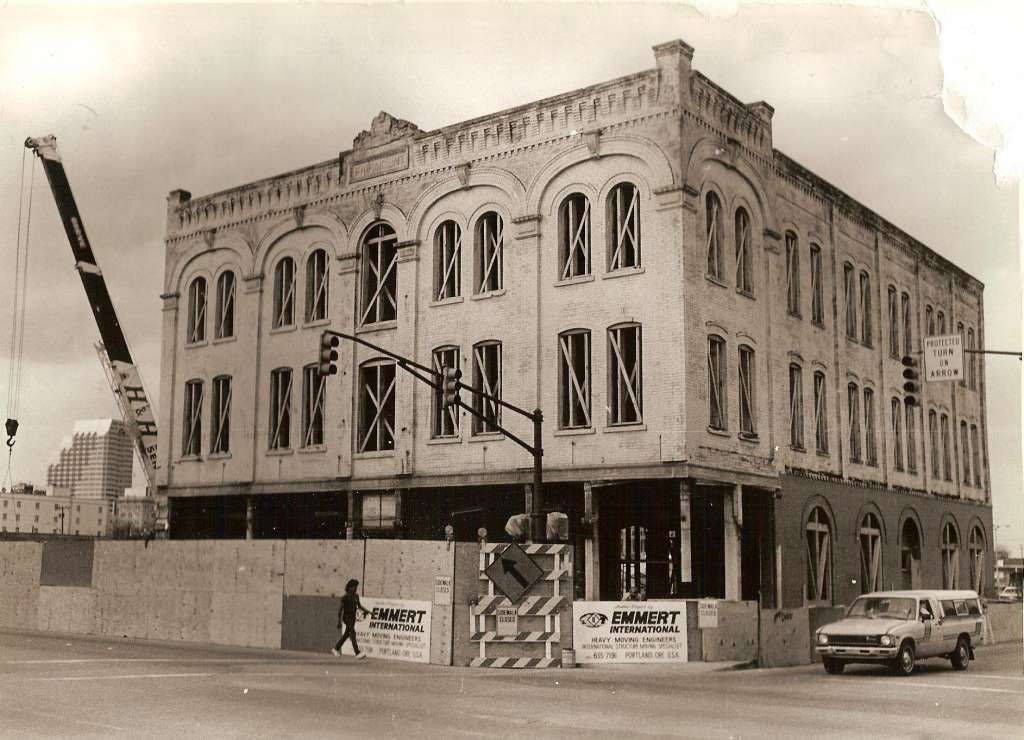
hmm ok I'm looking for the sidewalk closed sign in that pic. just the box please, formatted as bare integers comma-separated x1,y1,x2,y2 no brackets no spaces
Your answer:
698,600,718,629
496,606,518,636
923,334,963,382
340,597,431,663
572,601,688,664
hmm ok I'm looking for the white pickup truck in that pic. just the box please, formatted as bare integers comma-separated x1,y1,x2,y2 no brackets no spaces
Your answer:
814,590,985,676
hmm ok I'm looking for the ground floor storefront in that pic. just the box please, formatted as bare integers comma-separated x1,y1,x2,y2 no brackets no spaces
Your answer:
166,471,995,605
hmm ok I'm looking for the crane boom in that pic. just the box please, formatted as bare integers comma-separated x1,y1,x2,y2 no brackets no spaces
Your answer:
25,135,159,488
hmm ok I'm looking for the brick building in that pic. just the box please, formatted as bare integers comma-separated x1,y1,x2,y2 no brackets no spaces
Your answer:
157,39,993,606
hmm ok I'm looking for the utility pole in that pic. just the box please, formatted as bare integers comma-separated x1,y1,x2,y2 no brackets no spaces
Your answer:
319,330,547,543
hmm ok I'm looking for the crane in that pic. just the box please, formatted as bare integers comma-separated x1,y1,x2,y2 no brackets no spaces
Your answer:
23,135,160,507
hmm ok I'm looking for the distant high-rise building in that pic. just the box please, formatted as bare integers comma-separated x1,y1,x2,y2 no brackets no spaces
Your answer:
46,420,133,499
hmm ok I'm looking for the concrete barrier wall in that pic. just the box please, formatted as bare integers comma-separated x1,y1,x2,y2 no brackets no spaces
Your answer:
700,601,757,663
0,542,42,629
986,602,1023,644
758,608,811,668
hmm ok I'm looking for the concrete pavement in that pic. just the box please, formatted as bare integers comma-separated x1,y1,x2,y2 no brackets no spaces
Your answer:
1,630,1020,738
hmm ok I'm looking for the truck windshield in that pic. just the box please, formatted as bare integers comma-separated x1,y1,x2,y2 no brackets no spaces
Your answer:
847,597,915,620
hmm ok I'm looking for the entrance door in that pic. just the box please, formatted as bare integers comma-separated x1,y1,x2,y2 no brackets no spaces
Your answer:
598,484,678,600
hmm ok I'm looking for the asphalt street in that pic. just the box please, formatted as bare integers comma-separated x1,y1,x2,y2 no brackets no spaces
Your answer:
0,630,1020,738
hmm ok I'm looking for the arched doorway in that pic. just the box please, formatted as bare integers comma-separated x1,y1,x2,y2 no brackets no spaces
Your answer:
900,518,922,589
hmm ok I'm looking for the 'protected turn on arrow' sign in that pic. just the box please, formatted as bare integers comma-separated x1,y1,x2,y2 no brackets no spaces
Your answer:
484,542,544,602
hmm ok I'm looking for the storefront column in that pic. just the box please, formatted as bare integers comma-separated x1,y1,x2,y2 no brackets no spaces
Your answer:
345,491,356,539
724,484,742,600
678,480,693,588
245,496,254,540
584,481,600,600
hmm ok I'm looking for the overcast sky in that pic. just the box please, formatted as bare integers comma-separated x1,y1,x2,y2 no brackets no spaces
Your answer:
1,2,1020,548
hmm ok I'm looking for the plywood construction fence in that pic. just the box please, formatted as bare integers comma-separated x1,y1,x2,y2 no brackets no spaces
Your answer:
0,537,477,664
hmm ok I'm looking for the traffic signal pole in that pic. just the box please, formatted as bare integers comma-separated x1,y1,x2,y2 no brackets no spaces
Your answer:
319,330,547,543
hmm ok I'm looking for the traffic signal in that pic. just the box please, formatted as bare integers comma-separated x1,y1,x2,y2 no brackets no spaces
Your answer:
901,354,921,406
318,333,339,377
441,366,462,408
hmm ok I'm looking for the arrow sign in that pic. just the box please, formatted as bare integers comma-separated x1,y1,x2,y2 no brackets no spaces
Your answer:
484,542,544,603
502,557,530,588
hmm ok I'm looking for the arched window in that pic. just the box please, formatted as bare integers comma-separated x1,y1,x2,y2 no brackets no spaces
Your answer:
475,211,504,294
607,182,640,271
891,397,904,471
806,507,833,604
434,220,462,301
559,329,592,429
957,322,966,387
431,346,460,438
810,244,824,325
968,525,986,592
887,286,899,358
940,413,952,481
738,345,756,436
937,310,946,335
708,335,726,430
734,207,753,294
789,363,804,449
305,248,329,322
214,271,235,339
863,387,877,465
859,511,882,593
268,367,292,450
967,328,976,390
905,399,918,473
301,364,326,448
970,424,983,487
843,263,857,339
272,257,296,329
859,270,872,346
928,409,939,477
813,370,829,453
357,359,396,452
960,420,971,485
182,378,203,456
942,520,960,589
900,518,922,589
210,375,231,454
901,292,912,356
558,193,590,280
925,305,934,336
705,192,724,280
472,341,502,434
186,276,207,344
360,224,398,325
785,232,801,317
608,324,642,425
847,382,861,463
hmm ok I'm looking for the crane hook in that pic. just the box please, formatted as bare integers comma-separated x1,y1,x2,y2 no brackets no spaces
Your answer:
5,418,18,448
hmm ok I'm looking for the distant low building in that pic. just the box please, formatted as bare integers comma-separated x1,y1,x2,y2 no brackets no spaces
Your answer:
111,495,158,537
0,489,109,537
995,557,1023,590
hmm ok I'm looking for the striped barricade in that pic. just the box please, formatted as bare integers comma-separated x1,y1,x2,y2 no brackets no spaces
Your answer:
470,542,572,668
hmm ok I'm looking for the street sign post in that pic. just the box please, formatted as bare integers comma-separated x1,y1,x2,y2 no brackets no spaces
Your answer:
484,542,544,602
923,334,964,382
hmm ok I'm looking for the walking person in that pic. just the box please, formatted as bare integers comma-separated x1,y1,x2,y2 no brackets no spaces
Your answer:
332,578,371,659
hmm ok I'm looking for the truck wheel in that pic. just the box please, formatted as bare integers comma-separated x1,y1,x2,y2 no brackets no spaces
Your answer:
950,637,970,671
891,641,915,676
823,658,845,675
